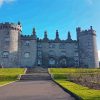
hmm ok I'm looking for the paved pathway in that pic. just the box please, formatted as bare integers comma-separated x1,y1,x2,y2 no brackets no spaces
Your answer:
0,80,75,100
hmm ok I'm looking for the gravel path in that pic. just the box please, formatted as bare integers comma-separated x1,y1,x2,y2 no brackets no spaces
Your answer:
0,80,75,100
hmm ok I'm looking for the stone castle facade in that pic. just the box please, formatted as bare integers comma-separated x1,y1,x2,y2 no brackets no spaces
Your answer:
0,22,99,68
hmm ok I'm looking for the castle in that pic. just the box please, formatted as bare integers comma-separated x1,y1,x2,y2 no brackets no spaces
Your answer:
0,22,99,68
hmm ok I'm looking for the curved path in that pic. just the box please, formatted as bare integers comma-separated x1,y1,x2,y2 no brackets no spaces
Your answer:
0,80,75,100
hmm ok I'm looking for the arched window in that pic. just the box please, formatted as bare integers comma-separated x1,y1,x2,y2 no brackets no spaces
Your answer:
2,51,9,58
25,41,30,46
37,59,42,65
61,51,66,56
24,52,30,58
60,58,67,65
49,58,56,65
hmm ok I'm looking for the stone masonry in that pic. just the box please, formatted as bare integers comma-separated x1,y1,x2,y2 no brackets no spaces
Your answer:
0,22,99,68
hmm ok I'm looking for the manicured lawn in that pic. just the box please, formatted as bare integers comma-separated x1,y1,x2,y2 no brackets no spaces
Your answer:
0,68,25,86
49,68,100,100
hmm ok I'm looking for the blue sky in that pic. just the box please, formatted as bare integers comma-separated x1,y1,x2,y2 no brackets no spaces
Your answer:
0,0,100,60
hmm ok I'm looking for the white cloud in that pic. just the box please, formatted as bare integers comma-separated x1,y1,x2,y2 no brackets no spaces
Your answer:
98,50,100,61
0,0,15,7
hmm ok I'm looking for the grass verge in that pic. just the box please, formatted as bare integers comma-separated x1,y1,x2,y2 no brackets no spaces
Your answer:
49,68,100,100
0,68,25,86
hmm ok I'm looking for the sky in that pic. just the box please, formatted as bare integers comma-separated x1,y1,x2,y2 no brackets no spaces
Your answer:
0,0,100,60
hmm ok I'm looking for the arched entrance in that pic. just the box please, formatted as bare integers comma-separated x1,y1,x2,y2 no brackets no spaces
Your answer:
59,56,74,67
59,57,67,67
48,57,56,67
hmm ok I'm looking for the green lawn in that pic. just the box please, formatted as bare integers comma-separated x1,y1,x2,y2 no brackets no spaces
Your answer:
0,68,25,86
49,68,100,100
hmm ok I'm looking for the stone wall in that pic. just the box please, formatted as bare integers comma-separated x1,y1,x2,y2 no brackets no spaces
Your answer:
0,22,99,68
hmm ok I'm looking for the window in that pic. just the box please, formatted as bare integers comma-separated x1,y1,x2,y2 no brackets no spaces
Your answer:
5,37,10,45
25,41,30,46
37,51,42,57
2,51,9,58
49,58,56,65
60,58,67,65
74,52,78,56
74,45,78,49
5,37,10,43
37,59,42,65
38,44,42,48
49,43,55,48
6,32,9,35
59,44,65,49
49,50,55,56
61,51,66,56
24,52,30,58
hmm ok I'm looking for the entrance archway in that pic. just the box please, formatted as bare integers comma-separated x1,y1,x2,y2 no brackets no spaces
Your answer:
49,57,56,67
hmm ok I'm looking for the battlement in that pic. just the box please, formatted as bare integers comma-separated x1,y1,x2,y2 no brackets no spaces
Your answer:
0,22,22,31
37,39,77,43
21,34,35,40
76,26,96,35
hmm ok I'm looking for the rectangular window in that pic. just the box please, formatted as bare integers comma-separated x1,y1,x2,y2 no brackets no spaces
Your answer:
24,41,30,46
49,43,55,48
38,44,42,48
24,52,30,58
2,51,9,58
59,44,65,49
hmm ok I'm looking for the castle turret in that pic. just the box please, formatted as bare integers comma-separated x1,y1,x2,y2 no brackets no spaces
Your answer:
0,22,22,67
43,31,48,41
67,31,72,42
55,30,60,41
32,28,36,39
76,26,99,68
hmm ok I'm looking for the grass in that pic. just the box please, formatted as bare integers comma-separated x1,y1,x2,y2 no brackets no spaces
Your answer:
49,68,100,100
50,68,100,73
0,68,25,86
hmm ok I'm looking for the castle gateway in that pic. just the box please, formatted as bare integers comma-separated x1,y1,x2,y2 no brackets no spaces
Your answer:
0,22,99,68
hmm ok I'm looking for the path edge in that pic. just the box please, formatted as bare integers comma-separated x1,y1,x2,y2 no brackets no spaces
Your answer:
48,69,82,100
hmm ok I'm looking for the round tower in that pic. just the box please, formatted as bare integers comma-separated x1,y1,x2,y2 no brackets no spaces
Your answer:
0,22,22,67
76,26,99,68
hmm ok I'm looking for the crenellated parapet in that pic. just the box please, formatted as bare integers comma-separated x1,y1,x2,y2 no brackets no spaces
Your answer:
37,38,76,43
76,26,96,36
0,22,22,31
21,34,36,40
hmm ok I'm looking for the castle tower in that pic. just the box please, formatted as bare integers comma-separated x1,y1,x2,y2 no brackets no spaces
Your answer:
0,22,22,67
76,26,99,68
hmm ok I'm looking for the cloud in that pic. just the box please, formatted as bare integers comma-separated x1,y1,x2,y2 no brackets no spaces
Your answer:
0,0,15,7
98,50,100,61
